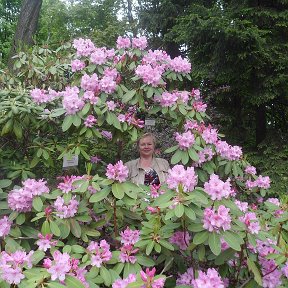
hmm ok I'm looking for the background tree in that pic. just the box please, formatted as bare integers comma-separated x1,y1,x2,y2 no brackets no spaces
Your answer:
8,0,43,68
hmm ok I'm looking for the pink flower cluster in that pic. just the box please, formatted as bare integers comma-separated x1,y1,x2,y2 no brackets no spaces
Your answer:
140,267,165,288
0,250,33,285
120,227,140,245
266,198,280,206
54,196,79,218
8,179,49,212
0,216,12,238
201,127,218,144
166,165,198,192
44,250,71,281
106,160,129,182
36,233,57,251
90,47,114,65
193,101,207,113
203,205,231,232
119,244,139,264
169,56,191,73
175,131,195,150
176,267,194,286
239,212,261,234
169,231,191,250
116,36,131,49
245,175,271,190
245,165,257,175
204,174,233,200
215,140,242,160
132,36,148,50
71,59,86,72
192,268,225,288
195,147,214,166
30,88,60,104
112,274,136,288
155,90,190,107
135,64,163,87
87,240,112,267
73,38,96,57
84,114,97,127
142,49,170,69
62,86,85,114
234,200,248,212
81,73,99,92
57,175,83,193
101,130,113,140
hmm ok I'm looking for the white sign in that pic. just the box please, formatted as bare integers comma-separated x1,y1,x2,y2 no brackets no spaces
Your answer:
63,154,78,168
145,118,156,126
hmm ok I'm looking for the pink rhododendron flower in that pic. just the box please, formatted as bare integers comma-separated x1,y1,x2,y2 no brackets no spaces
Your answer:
202,127,218,144
54,196,79,218
142,49,170,68
118,114,126,122
0,250,33,285
106,160,129,182
22,178,49,196
246,175,271,190
203,205,231,232
99,75,117,94
106,100,117,111
30,88,59,104
120,227,140,245
169,231,191,250
184,119,200,131
119,244,139,264
0,216,12,238
36,233,57,251
191,88,201,100
215,140,242,160
140,267,165,288
156,91,178,107
116,36,131,49
266,198,280,206
204,174,233,200
135,64,163,87
83,90,99,104
176,267,194,286
90,155,101,163
46,251,71,281
132,36,148,50
166,165,198,192
282,262,288,278
193,101,207,112
87,240,112,267
169,56,191,73
57,175,83,193
81,73,99,92
195,147,214,166
84,115,97,127
245,165,257,175
73,38,95,57
175,131,195,150
62,86,85,115
192,268,225,288
112,274,136,288
90,47,108,65
239,212,261,234
101,130,113,140
234,200,249,212
71,59,85,72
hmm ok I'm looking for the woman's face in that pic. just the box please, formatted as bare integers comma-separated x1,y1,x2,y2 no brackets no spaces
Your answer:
139,136,155,158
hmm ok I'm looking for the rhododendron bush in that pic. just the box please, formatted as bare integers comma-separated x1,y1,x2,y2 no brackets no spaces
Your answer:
0,36,287,288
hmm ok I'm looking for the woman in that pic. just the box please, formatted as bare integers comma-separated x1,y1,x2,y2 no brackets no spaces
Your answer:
125,133,170,185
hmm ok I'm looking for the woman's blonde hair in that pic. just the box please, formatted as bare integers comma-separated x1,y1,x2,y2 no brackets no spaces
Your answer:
137,133,156,147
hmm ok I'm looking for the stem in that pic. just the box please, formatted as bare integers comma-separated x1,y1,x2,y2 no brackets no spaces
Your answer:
113,198,118,238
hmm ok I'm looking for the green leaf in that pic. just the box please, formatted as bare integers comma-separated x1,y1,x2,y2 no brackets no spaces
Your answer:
123,89,136,103
188,223,204,232
0,179,12,188
47,282,66,288
171,150,183,164
136,255,155,267
65,275,86,288
70,219,81,238
208,232,221,255
50,221,61,237
62,115,73,132
100,266,112,287
60,221,71,239
112,183,125,199
32,196,43,212
16,213,26,225
175,204,184,218
31,250,45,265
164,145,179,154
215,248,236,265
72,115,81,127
222,231,243,251
89,187,110,202
21,226,39,238
188,148,199,161
193,231,209,245
247,256,262,286
184,207,196,220
41,220,51,235
224,162,232,175
159,239,174,251
146,241,155,255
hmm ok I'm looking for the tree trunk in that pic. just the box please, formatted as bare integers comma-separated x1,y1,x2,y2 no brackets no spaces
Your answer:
8,0,42,69
255,104,267,145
